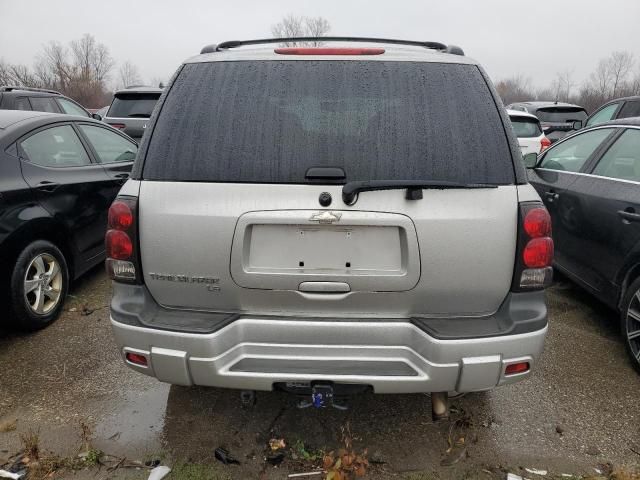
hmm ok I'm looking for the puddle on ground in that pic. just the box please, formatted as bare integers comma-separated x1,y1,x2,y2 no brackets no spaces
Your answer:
94,382,170,457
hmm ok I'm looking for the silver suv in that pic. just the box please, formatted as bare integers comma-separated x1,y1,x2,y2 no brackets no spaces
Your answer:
107,38,553,416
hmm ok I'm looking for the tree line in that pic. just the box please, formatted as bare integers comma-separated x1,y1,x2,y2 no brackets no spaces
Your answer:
496,51,640,112
0,34,144,108
2,24,637,115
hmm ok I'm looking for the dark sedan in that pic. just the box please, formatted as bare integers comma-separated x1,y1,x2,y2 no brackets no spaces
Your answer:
0,110,137,330
524,117,640,372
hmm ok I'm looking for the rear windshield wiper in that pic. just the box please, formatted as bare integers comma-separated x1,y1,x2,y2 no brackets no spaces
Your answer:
127,113,150,118
342,180,498,205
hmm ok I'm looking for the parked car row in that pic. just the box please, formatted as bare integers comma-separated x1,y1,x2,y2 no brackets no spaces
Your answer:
0,85,163,141
508,101,588,143
507,96,640,150
1,39,638,416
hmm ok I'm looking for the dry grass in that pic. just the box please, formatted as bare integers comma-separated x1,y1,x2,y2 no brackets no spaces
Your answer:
610,468,640,480
0,418,17,433
19,429,39,460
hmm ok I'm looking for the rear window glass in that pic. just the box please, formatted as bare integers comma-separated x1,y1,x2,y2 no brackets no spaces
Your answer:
143,61,515,184
510,116,542,138
108,93,160,118
618,100,640,119
536,107,587,123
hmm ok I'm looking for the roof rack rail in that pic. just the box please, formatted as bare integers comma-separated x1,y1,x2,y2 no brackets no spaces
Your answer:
0,85,61,95
200,37,464,56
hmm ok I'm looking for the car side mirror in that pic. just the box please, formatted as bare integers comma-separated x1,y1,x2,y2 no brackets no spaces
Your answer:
523,153,538,169
92,113,102,121
572,120,583,130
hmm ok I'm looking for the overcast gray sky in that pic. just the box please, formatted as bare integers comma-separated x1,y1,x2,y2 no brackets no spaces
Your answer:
1,0,639,88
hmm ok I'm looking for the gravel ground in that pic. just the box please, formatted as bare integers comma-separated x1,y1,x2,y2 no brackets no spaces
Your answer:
0,267,639,479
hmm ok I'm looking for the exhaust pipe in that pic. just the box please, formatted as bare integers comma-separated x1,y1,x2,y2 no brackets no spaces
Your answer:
431,392,449,422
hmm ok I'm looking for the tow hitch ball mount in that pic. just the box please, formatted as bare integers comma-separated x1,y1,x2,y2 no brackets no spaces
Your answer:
297,384,348,411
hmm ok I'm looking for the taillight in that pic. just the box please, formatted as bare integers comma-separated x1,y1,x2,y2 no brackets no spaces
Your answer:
108,201,133,230
540,137,551,152
105,196,141,283
274,47,385,55
523,208,551,238
512,203,554,291
523,238,554,268
108,123,126,130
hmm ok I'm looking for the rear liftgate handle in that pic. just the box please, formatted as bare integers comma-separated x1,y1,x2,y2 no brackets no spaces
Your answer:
298,282,351,293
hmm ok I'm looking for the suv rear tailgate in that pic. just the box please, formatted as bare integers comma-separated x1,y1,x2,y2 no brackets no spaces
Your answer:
138,182,517,316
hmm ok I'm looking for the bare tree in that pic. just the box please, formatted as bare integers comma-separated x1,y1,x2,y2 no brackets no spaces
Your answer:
271,15,331,46
551,70,575,102
119,61,142,89
609,51,635,97
41,41,71,91
304,17,331,46
0,59,15,85
9,64,42,86
632,68,640,95
271,15,306,45
495,51,638,114
592,58,612,96
70,34,113,83
495,75,534,105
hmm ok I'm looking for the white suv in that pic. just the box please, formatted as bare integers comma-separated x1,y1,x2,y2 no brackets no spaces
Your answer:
508,109,551,155
106,37,553,418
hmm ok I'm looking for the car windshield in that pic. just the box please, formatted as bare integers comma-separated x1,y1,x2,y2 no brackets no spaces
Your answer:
143,61,515,185
536,107,588,123
510,116,542,138
107,93,160,118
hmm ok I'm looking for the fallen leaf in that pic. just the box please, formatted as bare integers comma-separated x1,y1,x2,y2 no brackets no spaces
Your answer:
269,438,286,451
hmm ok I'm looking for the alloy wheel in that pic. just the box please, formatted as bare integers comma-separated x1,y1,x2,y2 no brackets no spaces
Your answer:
23,253,63,315
626,288,640,365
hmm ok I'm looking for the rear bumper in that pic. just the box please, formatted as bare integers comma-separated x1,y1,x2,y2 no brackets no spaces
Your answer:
110,312,547,394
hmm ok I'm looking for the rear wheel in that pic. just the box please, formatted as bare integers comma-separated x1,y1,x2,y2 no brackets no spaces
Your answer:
9,240,69,331
621,277,640,374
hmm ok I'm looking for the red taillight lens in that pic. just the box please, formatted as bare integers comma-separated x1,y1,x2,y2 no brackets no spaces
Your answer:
108,201,133,230
106,229,133,260
523,207,551,238
540,137,551,152
106,196,140,283
523,237,554,268
512,202,554,291
505,362,530,375
274,47,385,56
125,352,148,366
108,123,126,130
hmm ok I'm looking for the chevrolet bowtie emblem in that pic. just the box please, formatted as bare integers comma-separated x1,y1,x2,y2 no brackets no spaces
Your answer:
309,211,342,224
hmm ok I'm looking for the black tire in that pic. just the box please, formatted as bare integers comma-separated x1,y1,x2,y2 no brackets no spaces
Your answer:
621,276,640,374
9,240,69,331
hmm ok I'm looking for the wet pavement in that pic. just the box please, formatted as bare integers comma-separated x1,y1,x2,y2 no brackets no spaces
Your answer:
1,267,639,479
